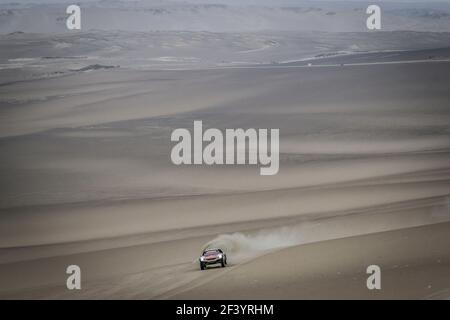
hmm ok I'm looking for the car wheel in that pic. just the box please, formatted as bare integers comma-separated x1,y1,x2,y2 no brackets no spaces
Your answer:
221,259,225,268
200,263,205,270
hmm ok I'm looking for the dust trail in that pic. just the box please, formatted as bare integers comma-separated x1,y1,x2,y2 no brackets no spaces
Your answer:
200,196,450,265
202,225,306,264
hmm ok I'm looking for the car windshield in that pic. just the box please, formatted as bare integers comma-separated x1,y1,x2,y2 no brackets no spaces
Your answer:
203,250,219,255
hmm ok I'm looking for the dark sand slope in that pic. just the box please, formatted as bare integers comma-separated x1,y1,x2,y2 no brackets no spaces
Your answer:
0,49,449,299
171,222,450,300
0,198,448,299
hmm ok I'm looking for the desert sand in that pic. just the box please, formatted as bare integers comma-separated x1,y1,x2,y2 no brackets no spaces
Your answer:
1,48,449,299
171,222,450,300
1,0,450,299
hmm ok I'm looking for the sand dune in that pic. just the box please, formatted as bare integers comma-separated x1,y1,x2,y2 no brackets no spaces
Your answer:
0,44,449,299
170,222,450,300
1,200,448,299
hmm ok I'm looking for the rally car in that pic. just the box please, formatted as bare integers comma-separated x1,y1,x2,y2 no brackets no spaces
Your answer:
199,248,227,270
